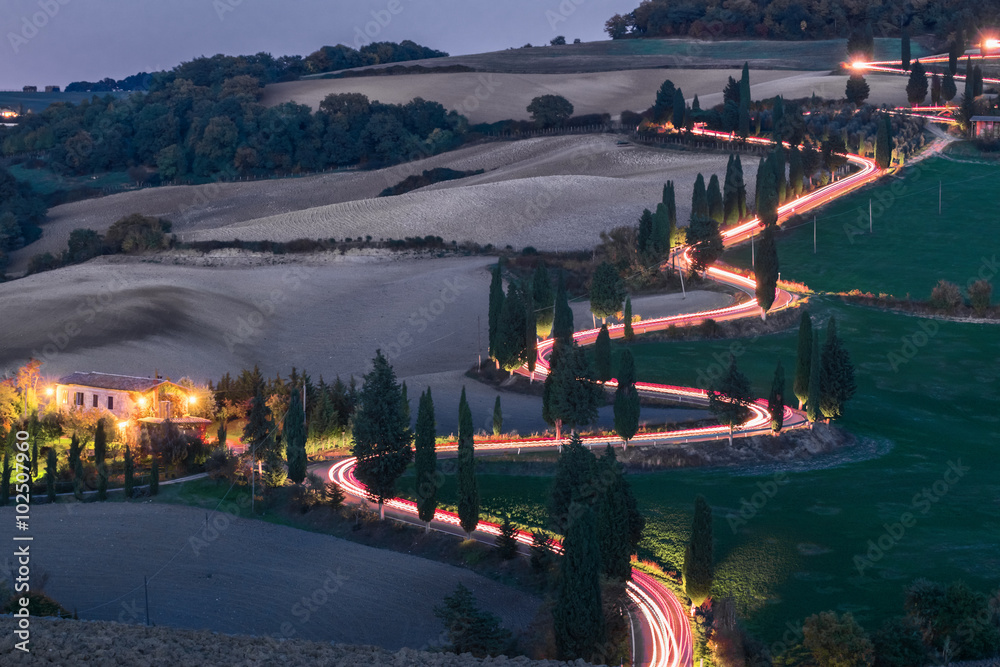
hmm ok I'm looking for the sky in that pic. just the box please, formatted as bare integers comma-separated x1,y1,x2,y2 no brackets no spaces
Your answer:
1,0,638,90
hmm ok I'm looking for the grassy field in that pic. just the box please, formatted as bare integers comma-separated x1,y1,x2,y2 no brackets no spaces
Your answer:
0,90,126,113
724,157,1000,298
418,298,1000,644
7,164,130,196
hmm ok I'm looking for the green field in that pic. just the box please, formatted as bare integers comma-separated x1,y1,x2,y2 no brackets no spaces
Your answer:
0,90,127,114
724,158,1000,299
419,298,1000,644
6,164,131,196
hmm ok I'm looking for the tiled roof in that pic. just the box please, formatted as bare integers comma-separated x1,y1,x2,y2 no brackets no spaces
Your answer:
58,372,171,393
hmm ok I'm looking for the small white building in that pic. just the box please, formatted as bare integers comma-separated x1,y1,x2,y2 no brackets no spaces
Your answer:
54,371,192,420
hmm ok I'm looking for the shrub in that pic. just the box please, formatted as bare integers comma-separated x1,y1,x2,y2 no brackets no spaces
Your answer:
929,279,963,312
104,213,172,254
968,279,992,315
699,318,721,338
205,448,237,481
27,252,60,275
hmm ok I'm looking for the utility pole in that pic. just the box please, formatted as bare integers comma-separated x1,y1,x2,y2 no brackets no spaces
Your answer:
679,264,686,299
751,231,755,267
813,216,817,253
144,575,151,626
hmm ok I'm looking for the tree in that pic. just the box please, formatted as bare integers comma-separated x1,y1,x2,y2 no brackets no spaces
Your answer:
623,296,635,341
771,94,785,140
596,445,644,580
399,381,410,426
906,60,928,106
707,174,724,223
434,583,512,658
549,433,597,532
663,180,678,243
672,88,685,129
123,445,134,500
414,388,438,527
553,504,606,662
806,331,822,423
594,324,612,383
789,145,804,196
802,611,875,667
614,349,640,447
550,35,566,46
495,515,519,560
708,355,754,445
768,361,785,433
755,225,779,316
532,263,555,337
243,386,276,467
488,259,505,358
45,447,57,502
0,449,9,506
589,261,625,323
94,418,108,501
652,201,671,257
691,173,709,220
604,14,629,40
738,62,751,137
351,350,413,519
756,157,779,226
548,345,603,434
872,617,929,667
456,387,479,536
688,215,724,271
942,71,958,103
489,395,502,437
527,94,574,128
968,278,992,315
846,73,871,106
875,113,892,169
901,31,911,71
530,530,555,574
723,154,746,224
973,64,984,97
68,434,83,500
949,31,964,75
904,579,1000,660
217,421,227,448
551,271,574,347
819,317,857,420
637,208,654,254
284,387,307,484
683,494,714,607
495,282,528,371
654,79,676,122
930,73,942,105
150,455,159,496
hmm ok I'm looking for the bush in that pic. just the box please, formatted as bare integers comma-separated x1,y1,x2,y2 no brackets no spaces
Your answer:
620,110,645,128
104,213,172,254
929,279,963,312
434,583,513,658
205,448,237,481
968,279,993,315
27,252,60,275
699,318,721,338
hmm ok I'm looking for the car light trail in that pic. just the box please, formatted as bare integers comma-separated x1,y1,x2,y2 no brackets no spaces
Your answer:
325,134,886,666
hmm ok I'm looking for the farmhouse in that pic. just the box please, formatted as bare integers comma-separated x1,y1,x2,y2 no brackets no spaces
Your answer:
54,371,197,420
971,116,999,137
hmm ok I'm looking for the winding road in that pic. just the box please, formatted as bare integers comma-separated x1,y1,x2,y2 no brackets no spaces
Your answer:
325,136,885,667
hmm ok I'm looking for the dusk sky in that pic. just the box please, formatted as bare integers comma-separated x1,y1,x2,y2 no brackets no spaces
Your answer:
1,0,638,90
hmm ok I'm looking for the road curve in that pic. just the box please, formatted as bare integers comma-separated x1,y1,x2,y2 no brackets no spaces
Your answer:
326,141,884,667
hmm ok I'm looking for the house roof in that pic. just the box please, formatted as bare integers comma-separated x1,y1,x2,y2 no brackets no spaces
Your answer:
57,372,175,393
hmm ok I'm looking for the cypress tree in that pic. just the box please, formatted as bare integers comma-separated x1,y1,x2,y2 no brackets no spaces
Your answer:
524,281,537,373
734,154,748,218
414,388,438,527
964,56,974,100
495,282,528,371
495,515,519,560
973,64,983,97
492,395,502,436
551,271,574,347
150,455,159,496
672,88,685,129
691,173,708,221
793,311,813,408
654,78,676,121
549,345,603,435
46,447,57,502
549,433,597,533
651,203,670,256
244,387,276,466
942,71,958,102
949,32,963,75
553,504,606,662
931,73,942,105
399,381,410,426
457,387,479,536
683,494,714,607
771,94,785,140
594,324,612,383
906,60,928,106
284,387,307,484
94,419,107,501
768,361,786,433
708,355,754,446
757,157,779,227
532,263,555,338
596,446,636,580
755,224,779,316
691,94,701,111
789,145,804,196
589,262,625,323
637,208,653,254
352,350,414,519
123,445,134,499
875,114,891,169
723,154,739,224
707,174,724,223
488,258,505,359
530,530,555,574
806,331,822,423
846,73,871,107
613,349,640,447
623,295,634,342
738,62,751,137
901,31,911,71
217,421,227,448
819,317,857,420
665,179,678,241
69,434,83,500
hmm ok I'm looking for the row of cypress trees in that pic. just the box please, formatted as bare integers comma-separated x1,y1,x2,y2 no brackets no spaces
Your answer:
793,312,858,422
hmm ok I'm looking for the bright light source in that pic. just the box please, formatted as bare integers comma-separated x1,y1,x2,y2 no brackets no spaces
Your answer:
45,387,54,396
188,395,196,404
851,61,866,70
984,38,1000,51
138,396,147,406
117,421,128,429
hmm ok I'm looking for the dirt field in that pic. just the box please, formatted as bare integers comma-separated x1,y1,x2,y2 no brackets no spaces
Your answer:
264,68,820,124
10,135,759,274
0,503,540,651
0,616,592,667
0,251,718,433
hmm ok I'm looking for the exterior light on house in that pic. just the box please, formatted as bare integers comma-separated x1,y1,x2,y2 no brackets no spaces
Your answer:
138,396,147,407
45,387,54,396
117,421,128,430
188,395,196,405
